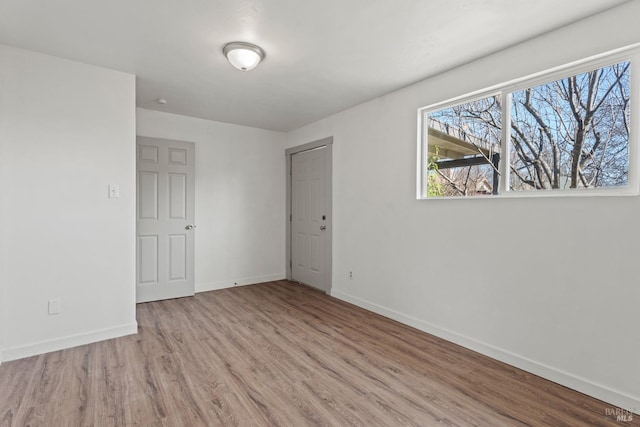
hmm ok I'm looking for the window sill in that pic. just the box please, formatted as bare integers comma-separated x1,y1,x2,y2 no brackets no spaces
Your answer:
421,187,640,200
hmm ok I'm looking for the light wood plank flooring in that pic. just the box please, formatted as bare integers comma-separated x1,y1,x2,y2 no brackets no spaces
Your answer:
0,280,634,426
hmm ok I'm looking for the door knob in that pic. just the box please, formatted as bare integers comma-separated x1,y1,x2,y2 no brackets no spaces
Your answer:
185,224,197,230
320,225,326,231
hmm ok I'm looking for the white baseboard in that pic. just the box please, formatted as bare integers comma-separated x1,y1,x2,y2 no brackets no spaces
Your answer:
331,289,640,414
2,322,138,363
196,273,286,293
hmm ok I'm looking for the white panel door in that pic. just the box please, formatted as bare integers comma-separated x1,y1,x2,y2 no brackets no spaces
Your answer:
291,147,327,290
137,137,195,303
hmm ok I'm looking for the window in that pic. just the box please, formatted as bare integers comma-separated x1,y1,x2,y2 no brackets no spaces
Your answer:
426,95,502,197
510,62,630,191
419,49,636,198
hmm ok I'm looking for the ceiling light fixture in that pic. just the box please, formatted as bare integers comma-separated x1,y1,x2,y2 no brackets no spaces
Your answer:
223,42,265,71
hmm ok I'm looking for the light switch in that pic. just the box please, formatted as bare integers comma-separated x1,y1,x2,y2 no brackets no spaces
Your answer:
109,184,120,198
48,299,61,315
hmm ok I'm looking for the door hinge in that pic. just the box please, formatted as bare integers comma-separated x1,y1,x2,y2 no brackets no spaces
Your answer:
289,213,292,222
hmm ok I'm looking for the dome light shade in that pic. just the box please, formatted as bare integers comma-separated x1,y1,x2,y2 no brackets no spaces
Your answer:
223,42,265,71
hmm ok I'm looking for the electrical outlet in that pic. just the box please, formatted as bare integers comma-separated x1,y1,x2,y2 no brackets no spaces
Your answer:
48,299,61,315
349,271,353,280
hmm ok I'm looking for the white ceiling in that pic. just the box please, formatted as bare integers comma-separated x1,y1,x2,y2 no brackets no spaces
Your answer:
0,0,631,131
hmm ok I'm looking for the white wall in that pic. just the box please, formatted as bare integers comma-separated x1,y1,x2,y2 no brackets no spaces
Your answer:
0,189,4,363
0,45,137,361
286,2,640,412
0,140,5,362
136,109,286,291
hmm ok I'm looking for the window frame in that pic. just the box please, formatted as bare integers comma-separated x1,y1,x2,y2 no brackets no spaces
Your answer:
417,45,640,199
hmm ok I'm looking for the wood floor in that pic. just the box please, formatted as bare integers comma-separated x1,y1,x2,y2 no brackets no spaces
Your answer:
0,281,633,426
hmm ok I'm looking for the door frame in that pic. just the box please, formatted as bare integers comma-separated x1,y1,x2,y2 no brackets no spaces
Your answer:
285,137,333,294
